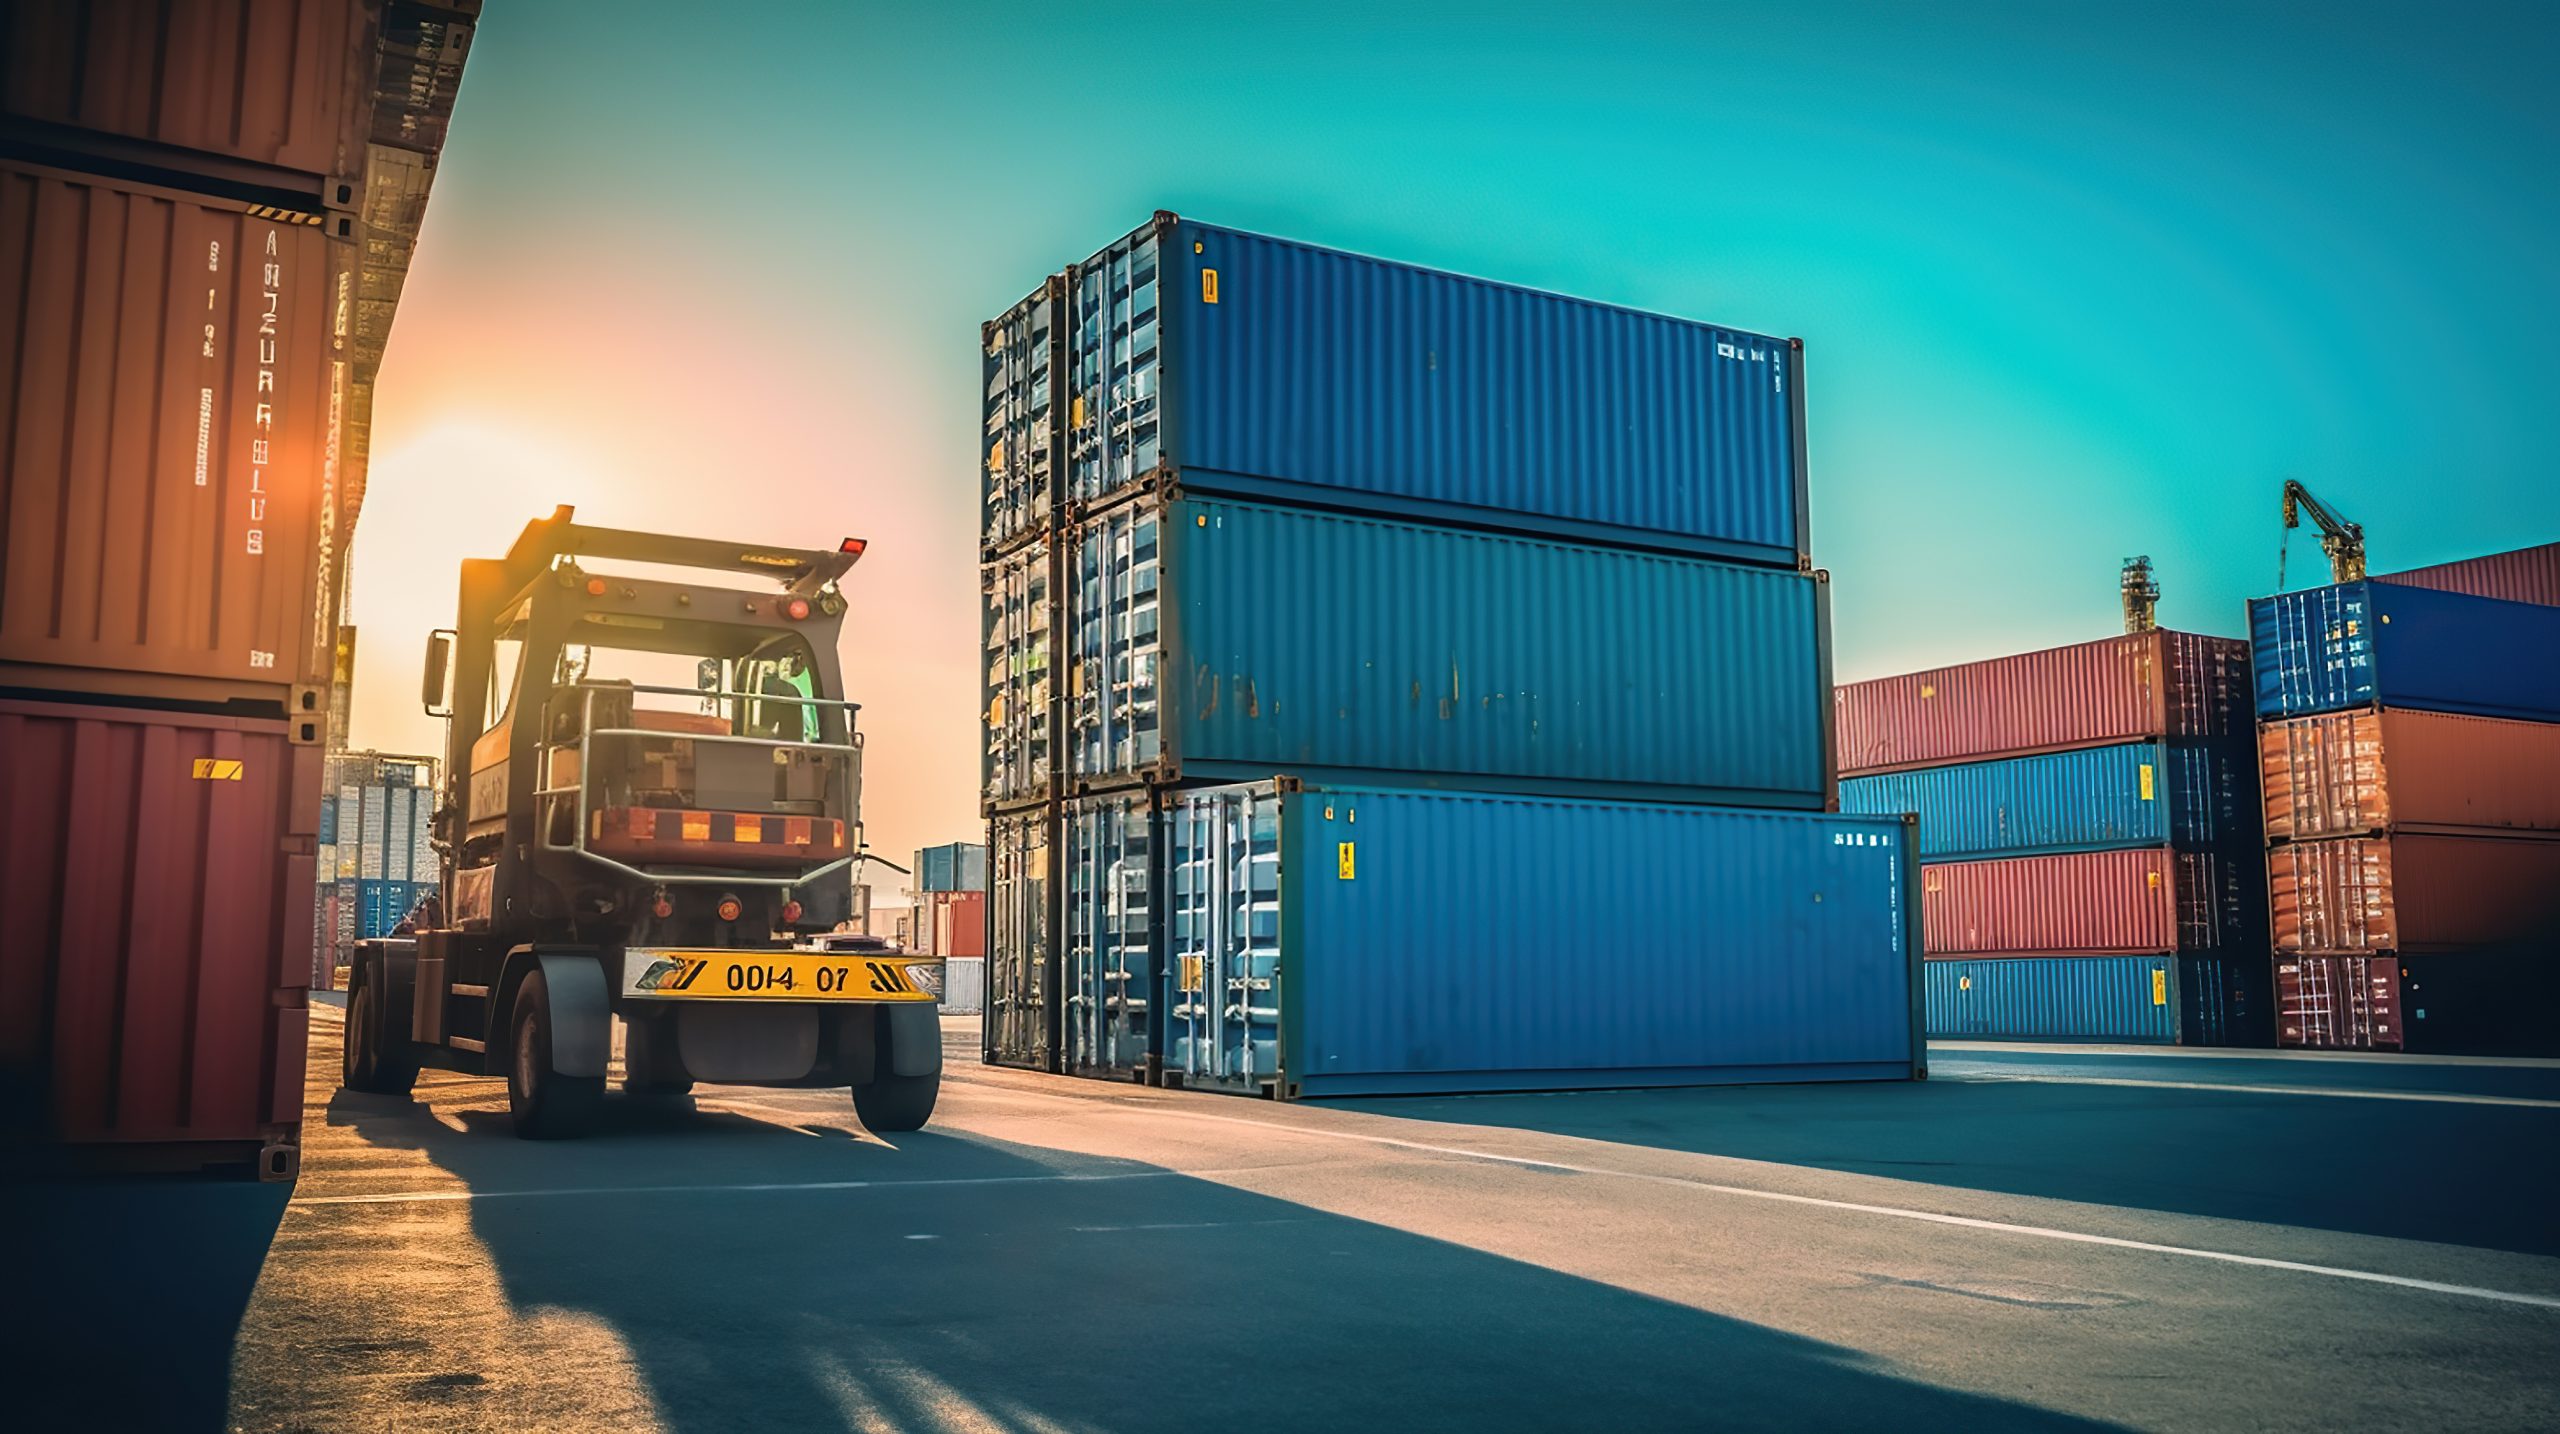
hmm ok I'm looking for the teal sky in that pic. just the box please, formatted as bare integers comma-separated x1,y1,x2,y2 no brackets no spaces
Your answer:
358,0,2560,863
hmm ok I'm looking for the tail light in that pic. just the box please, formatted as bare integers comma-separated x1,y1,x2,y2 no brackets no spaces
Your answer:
585,576,608,597
651,892,674,920
716,895,743,923
781,900,803,924
783,597,810,621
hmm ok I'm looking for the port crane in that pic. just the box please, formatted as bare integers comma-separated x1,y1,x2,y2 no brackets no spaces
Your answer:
2280,480,2368,587
2120,556,2160,634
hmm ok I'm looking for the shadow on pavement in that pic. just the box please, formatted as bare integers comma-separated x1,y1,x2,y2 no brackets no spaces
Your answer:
1335,1075,2560,1258
274,1080,2130,1434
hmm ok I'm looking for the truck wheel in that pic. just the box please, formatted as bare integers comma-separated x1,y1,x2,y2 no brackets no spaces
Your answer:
509,970,604,1139
343,972,419,1096
853,1068,940,1132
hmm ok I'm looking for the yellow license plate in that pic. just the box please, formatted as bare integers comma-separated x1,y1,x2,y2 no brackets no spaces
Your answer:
621,950,937,1003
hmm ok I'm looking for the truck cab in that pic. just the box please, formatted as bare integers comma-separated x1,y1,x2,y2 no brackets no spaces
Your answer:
339,508,942,1138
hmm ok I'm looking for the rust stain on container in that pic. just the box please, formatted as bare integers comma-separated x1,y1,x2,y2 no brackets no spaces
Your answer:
2269,834,2560,954
0,699,312,1172
0,162,343,704
2260,708,2560,840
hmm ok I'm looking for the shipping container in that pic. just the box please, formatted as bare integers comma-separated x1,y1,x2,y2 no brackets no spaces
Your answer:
2371,540,2560,609
984,806,1056,1071
940,956,987,1017
2276,955,2401,1050
367,2,474,155
1839,740,2255,861
2259,708,2560,841
0,160,345,717
1162,782,1922,1098
928,891,987,959
2249,581,2560,722
1835,631,2249,777
0,698,311,1178
2,0,373,200
1063,213,1808,566
1924,955,2268,1046
2267,834,2560,954
980,539,1056,806
1062,790,1156,1078
913,841,989,894
981,277,1063,554
1068,497,1831,803
1921,847,2255,956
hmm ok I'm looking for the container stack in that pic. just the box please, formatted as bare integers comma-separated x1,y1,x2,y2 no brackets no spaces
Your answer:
312,752,440,982
979,212,1926,1097
1836,633,2272,1045
0,2,478,1178
908,841,987,1013
2252,543,2560,1054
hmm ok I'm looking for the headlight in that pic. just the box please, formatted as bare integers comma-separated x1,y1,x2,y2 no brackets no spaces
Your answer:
904,961,945,999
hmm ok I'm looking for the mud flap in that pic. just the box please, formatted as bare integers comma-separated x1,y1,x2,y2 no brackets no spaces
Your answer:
885,1003,943,1079
523,952,611,1078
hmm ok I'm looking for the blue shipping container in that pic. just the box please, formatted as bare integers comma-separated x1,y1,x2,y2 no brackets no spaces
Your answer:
981,278,1062,553
1925,955,2270,1046
1069,498,1831,805
1839,741,2255,861
913,841,989,894
2250,581,2560,722
1062,791,1156,1077
1163,782,1922,1097
1066,214,1807,566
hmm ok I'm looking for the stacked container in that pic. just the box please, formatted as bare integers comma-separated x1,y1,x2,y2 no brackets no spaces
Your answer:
1837,632,2272,1045
980,213,1923,1096
2252,545,2560,1054
311,752,439,980
0,1,478,1180
909,841,987,1014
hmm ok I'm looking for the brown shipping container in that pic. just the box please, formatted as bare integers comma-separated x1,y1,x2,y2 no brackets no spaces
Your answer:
933,890,989,960
1836,630,2248,776
0,699,315,1178
2269,834,2560,954
1,0,374,196
2276,955,2402,1050
2371,541,2560,609
1922,847,2251,956
2260,708,2560,840
0,161,345,711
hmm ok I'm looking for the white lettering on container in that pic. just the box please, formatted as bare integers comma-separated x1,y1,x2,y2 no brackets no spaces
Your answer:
195,389,214,487
245,230,281,558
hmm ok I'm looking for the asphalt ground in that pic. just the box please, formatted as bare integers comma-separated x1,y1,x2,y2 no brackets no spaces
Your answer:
18,1012,2560,1431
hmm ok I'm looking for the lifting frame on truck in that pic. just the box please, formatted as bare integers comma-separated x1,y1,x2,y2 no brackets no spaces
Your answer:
339,508,943,1138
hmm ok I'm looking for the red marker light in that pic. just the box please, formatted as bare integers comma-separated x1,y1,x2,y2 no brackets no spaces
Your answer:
651,895,674,919
783,597,810,621
584,576,607,596
780,900,803,924
716,896,743,923
839,538,866,557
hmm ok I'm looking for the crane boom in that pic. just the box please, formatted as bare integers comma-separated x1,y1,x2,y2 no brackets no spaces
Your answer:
2281,479,2367,584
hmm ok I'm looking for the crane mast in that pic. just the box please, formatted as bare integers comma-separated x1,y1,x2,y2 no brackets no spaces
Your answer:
2281,480,2367,584
2120,556,2160,634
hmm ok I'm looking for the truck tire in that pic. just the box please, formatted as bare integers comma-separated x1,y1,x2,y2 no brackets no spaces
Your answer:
343,970,419,1096
853,1068,939,1132
509,970,604,1139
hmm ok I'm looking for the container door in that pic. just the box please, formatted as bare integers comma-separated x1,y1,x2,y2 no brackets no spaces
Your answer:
1069,505,1162,781
1064,793,1156,1075
986,810,1055,1070
982,281,1058,550
981,542,1053,803
1167,787,1282,1092
1065,226,1164,507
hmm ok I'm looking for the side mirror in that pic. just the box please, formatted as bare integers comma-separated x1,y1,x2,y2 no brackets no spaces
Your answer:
421,629,455,717
696,657,723,693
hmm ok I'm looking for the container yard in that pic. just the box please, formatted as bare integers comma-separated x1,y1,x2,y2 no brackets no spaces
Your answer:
10,9,2560,1434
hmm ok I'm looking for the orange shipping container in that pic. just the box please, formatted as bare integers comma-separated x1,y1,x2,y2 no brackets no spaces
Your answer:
2269,835,2560,954
933,890,987,959
2260,708,2560,841
0,161,346,717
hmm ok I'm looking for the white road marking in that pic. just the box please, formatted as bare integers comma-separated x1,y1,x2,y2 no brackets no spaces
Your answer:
1948,1073,2560,1109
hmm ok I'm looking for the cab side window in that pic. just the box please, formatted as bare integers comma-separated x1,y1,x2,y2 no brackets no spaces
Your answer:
483,635,525,735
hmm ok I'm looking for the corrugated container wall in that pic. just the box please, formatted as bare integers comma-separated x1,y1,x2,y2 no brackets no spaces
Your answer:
0,700,311,1176
984,807,1055,1071
1,0,373,197
1921,848,2256,956
1835,631,2249,776
1840,740,2253,861
980,540,1054,806
2249,582,2560,722
0,161,344,715
1069,497,1831,804
2370,541,2560,609
981,278,1062,554
1163,783,1921,1098
2259,709,2560,840
2267,835,2560,954
929,891,986,959
1925,956,2268,1046
1062,791,1156,1077
1066,215,1808,565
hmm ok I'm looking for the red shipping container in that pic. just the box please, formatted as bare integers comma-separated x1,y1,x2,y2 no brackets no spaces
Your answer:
2371,541,2560,609
2276,955,2402,1050
1836,630,2248,776
2269,834,2560,954
0,160,346,719
1,0,374,197
2260,708,2560,840
0,699,314,1178
932,890,988,959
1922,847,2251,956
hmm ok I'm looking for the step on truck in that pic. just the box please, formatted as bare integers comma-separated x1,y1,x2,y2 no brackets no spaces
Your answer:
340,508,942,1137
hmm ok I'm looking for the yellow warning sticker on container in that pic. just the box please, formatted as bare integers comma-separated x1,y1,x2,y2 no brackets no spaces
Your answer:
1201,268,1220,304
986,694,1006,727
1959,975,1972,991
2138,763,2155,801
191,758,243,781
1919,684,1936,699
1071,396,1085,428
986,440,1004,472
1337,842,1355,879
2146,870,2162,889
2152,968,2169,1006
1179,954,1203,993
